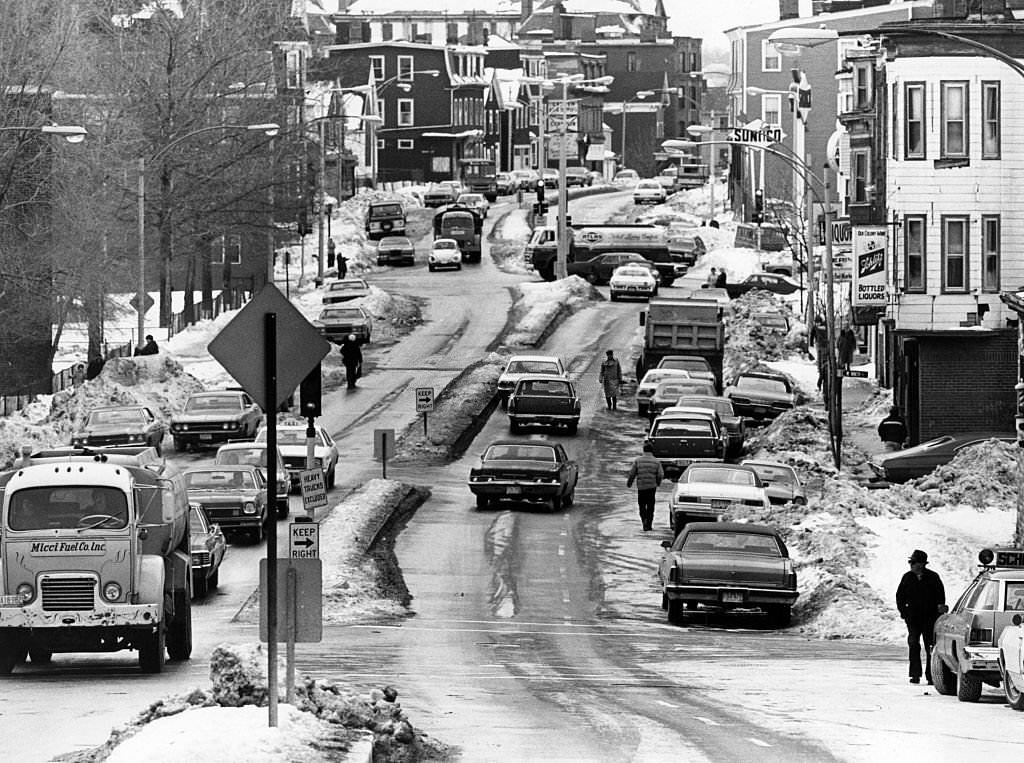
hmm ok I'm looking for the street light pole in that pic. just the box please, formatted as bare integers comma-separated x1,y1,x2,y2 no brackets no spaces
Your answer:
556,77,569,280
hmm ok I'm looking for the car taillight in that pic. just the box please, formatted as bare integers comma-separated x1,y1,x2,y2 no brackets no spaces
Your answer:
970,627,994,644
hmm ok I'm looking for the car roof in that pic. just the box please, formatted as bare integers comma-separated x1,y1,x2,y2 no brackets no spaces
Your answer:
738,371,788,381
513,374,572,383
87,405,147,412
485,439,558,448
327,278,367,287
682,521,779,535
741,459,795,470
434,238,458,244
185,464,260,473
506,354,561,363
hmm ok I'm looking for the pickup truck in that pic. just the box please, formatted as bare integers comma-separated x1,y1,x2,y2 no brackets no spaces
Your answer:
644,410,726,479
507,375,580,435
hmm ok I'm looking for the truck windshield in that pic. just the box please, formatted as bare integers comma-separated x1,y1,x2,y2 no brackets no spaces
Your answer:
8,486,129,531
440,212,475,234
369,204,403,219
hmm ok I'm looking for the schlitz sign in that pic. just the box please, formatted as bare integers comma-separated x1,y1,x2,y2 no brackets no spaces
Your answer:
852,226,888,308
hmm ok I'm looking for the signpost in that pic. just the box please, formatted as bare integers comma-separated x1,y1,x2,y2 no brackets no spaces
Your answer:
207,284,330,728
415,387,434,436
843,369,869,378
289,522,319,559
374,428,395,479
299,468,328,518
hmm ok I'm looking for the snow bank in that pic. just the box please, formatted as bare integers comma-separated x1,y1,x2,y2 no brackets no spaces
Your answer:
502,277,602,347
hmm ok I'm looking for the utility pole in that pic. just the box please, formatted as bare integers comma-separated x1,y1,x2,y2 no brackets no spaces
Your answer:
555,79,570,280
317,119,326,286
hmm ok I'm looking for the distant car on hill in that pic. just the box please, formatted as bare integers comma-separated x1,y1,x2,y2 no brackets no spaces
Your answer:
725,273,799,299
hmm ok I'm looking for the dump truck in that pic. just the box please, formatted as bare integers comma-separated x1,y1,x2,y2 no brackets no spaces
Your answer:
0,456,192,673
638,293,726,392
434,203,483,263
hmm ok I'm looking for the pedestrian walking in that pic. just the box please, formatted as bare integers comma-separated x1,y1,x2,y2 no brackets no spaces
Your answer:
896,549,946,685
837,324,856,372
626,443,664,531
878,406,909,451
811,316,828,390
327,238,336,269
598,350,623,410
136,335,159,356
339,334,363,390
71,362,86,387
337,254,348,279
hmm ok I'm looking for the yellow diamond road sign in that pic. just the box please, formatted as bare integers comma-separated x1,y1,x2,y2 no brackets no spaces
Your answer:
208,284,330,410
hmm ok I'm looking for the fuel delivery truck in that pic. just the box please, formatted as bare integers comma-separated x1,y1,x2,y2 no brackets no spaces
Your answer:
0,455,192,673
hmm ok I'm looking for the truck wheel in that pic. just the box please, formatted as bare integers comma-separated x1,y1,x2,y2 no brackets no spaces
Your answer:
509,419,521,434
475,494,489,510
0,630,27,674
192,572,208,599
167,592,192,661
1004,660,1024,710
208,567,219,591
138,627,166,673
326,465,336,489
562,486,575,507
28,647,52,664
638,404,648,417
956,660,982,702
173,437,187,453
662,278,675,288
667,598,684,624
550,495,562,512
540,266,555,282
768,605,791,627
566,422,578,435
931,649,955,695
661,591,668,610
253,520,265,544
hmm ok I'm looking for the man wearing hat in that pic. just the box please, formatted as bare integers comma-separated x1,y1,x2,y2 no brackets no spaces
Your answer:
896,549,946,684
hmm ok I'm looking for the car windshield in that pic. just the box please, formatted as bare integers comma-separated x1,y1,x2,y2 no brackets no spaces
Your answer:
638,181,661,189
369,204,403,218
328,281,365,292
746,464,796,485
86,408,145,426
379,237,410,248
676,397,732,415
1004,582,1024,611
506,359,560,375
319,309,363,321
737,376,789,393
185,470,257,490
518,379,570,396
614,266,650,278
435,240,457,250
661,359,710,373
184,395,242,413
678,531,782,556
8,486,129,531
685,467,756,485
484,444,556,462
651,418,713,437
641,370,689,385
216,448,269,468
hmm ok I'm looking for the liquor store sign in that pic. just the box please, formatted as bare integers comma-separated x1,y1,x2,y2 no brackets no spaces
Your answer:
853,226,888,307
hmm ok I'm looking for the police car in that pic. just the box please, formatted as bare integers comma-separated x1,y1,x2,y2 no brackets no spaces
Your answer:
932,547,1024,702
255,418,339,490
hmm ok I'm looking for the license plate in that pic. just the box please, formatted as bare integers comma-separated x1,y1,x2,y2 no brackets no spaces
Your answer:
506,486,522,495
0,594,23,607
711,499,730,510
200,434,213,441
753,406,767,415
722,591,744,603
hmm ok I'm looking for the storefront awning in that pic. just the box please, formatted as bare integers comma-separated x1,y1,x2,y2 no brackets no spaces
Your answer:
585,144,607,161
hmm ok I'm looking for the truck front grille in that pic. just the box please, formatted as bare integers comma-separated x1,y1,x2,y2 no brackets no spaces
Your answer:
41,577,96,611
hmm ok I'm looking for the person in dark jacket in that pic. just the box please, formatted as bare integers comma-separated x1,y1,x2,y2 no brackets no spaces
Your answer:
626,443,664,531
339,334,363,389
598,350,623,410
136,335,159,356
896,549,946,684
836,324,856,371
714,269,727,288
878,406,909,451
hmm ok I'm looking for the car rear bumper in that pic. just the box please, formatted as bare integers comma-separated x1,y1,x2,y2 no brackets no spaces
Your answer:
961,646,1002,674
663,584,798,607
468,481,561,500
508,414,579,427
731,401,792,420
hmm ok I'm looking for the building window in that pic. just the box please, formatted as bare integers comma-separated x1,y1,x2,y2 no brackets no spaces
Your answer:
940,81,968,158
904,83,925,159
376,138,385,150
941,216,969,293
398,56,414,81
285,49,302,89
904,216,926,293
447,22,458,44
761,40,780,72
982,215,1000,292
212,235,241,265
369,56,385,82
381,23,392,41
397,99,414,126
398,138,414,150
676,52,685,72
627,52,637,72
761,94,781,126
853,63,872,108
852,150,869,203
982,81,1000,159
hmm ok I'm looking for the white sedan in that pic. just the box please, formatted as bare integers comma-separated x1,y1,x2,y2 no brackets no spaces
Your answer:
256,420,340,490
456,192,489,219
1000,612,1024,710
429,238,463,272
609,264,658,301
633,179,667,205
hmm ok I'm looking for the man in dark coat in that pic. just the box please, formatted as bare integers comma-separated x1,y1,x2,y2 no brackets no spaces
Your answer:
836,324,856,371
626,443,664,531
136,335,159,356
896,549,946,684
339,334,363,390
878,406,909,451
714,269,727,288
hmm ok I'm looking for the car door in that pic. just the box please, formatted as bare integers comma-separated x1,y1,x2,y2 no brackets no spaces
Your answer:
596,255,619,281
240,394,260,432
935,578,985,661
555,444,578,492
321,428,339,469
142,407,162,440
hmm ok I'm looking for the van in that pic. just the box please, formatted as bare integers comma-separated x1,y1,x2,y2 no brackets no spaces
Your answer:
365,200,407,241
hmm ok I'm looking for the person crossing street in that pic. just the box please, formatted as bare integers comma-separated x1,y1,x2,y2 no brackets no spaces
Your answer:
626,443,664,531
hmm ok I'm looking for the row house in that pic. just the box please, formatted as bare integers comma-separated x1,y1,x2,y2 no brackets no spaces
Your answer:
835,15,1024,443
327,0,523,46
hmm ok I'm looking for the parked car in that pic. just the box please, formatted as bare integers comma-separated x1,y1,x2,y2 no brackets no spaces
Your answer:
540,169,560,189
364,199,407,241
314,305,372,345
495,172,518,195
676,395,746,457
633,179,668,205
635,369,692,417
645,410,728,480
214,442,291,518
668,463,769,534
609,264,658,301
467,439,578,511
725,272,800,299
507,375,581,434
740,460,806,505
170,390,263,451
752,310,791,334
512,169,539,190
564,166,593,187
868,433,1016,484
429,238,463,271
189,503,226,597
256,418,339,490
567,252,661,286
932,547,1024,702
424,183,459,207
667,228,707,265
657,355,716,384
183,465,269,543
724,372,799,422
70,405,167,454
999,610,1024,711
456,192,490,219
497,354,567,405
376,236,415,266
647,379,718,419
321,278,370,304
614,168,640,185
658,521,798,625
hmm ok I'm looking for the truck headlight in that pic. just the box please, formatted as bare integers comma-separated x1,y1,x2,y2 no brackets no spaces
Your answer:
16,583,34,604
243,501,257,515
102,582,122,602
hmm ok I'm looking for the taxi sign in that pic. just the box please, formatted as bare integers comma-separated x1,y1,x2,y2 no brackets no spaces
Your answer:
289,522,319,559
415,387,434,412
300,468,328,516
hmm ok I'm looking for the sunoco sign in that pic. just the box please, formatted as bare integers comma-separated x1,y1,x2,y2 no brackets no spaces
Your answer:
852,226,887,307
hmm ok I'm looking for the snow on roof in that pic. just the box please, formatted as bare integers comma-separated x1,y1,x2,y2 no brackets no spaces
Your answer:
344,0,520,14
486,33,521,50
595,24,626,35
538,0,642,13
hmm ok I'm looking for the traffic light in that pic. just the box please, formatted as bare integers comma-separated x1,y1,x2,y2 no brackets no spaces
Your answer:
297,210,311,236
752,189,764,224
533,201,548,216
299,364,322,418
536,179,545,204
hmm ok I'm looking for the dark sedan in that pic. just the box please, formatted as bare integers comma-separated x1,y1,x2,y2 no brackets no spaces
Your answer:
675,395,745,457
568,253,661,285
71,405,167,454
467,440,578,511
725,273,800,299
170,391,263,451
376,236,415,266
724,372,798,421
869,432,1015,484
314,306,372,345
183,465,269,543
